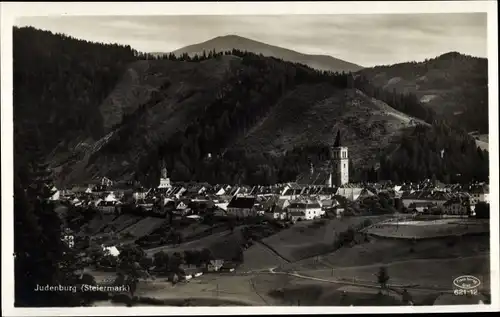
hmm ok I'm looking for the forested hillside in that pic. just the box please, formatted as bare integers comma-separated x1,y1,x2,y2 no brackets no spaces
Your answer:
376,123,489,184
13,26,139,179
13,27,489,187
358,52,488,133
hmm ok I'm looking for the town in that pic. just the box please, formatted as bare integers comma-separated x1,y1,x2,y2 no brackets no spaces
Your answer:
43,142,491,306
10,13,493,309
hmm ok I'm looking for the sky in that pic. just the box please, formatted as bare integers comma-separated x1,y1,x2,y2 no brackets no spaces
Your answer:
15,13,487,67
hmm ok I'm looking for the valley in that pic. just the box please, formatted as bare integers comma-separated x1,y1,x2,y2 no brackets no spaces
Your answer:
11,24,491,309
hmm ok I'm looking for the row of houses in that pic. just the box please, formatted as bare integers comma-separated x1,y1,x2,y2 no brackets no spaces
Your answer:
53,176,489,218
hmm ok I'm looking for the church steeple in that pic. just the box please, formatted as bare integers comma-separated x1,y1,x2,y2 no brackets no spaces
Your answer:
160,159,168,179
158,159,171,189
329,129,349,187
334,130,341,147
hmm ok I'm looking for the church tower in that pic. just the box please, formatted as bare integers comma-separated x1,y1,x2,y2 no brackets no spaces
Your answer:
158,159,171,189
330,130,349,186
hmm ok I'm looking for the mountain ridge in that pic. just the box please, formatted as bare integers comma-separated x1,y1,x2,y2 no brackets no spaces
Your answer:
168,34,364,73
13,27,488,187
357,51,488,133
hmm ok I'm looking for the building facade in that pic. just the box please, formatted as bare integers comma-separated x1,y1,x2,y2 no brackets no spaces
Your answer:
158,161,172,189
330,146,349,186
226,196,257,218
287,201,324,220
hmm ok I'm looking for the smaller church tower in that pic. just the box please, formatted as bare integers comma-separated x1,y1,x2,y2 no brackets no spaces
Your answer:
158,159,172,189
161,162,168,179
330,130,349,186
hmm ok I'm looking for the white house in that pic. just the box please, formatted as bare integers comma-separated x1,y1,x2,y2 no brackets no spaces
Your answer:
133,189,150,200
50,186,61,201
469,184,489,204
175,201,190,215
401,190,451,208
443,198,469,216
265,209,287,220
215,187,226,196
287,201,324,220
102,245,120,257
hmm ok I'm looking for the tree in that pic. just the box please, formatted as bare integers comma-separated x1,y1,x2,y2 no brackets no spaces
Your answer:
169,252,184,272
139,256,153,271
376,266,390,293
14,129,88,307
233,247,244,263
117,244,147,295
474,202,490,219
200,248,214,265
401,289,413,305
153,251,169,271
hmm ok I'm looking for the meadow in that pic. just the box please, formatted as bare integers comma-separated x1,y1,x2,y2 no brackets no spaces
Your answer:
364,218,489,239
262,215,390,262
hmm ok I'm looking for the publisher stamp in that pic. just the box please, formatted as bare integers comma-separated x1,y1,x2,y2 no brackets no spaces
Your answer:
453,275,481,296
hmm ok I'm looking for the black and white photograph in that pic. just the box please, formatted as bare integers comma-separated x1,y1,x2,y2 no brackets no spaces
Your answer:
1,1,498,315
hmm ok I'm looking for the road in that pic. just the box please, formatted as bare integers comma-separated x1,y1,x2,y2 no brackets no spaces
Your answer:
253,265,456,301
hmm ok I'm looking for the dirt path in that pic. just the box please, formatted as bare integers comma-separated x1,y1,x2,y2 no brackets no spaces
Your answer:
255,240,292,263
266,266,454,296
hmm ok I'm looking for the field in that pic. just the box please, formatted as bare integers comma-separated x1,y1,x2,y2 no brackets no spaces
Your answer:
263,216,390,262
144,226,246,260
299,255,490,292
298,235,490,269
80,214,117,235
86,214,491,306
239,242,290,272
128,273,404,306
364,218,489,239
134,274,269,306
119,217,167,238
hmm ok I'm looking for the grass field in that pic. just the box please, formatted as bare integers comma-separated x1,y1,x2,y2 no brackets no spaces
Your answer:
133,272,405,306
144,226,246,260
364,218,489,239
300,254,490,292
88,214,491,306
240,242,290,272
119,217,167,238
98,214,143,234
297,235,490,270
134,274,270,305
263,216,390,262
81,214,118,235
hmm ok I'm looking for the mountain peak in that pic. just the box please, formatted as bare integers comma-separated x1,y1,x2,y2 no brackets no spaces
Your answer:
172,35,363,73
215,34,246,40
438,51,463,58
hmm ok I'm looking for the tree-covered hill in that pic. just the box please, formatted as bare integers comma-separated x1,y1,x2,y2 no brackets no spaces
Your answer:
13,27,489,187
13,26,139,178
358,52,488,133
